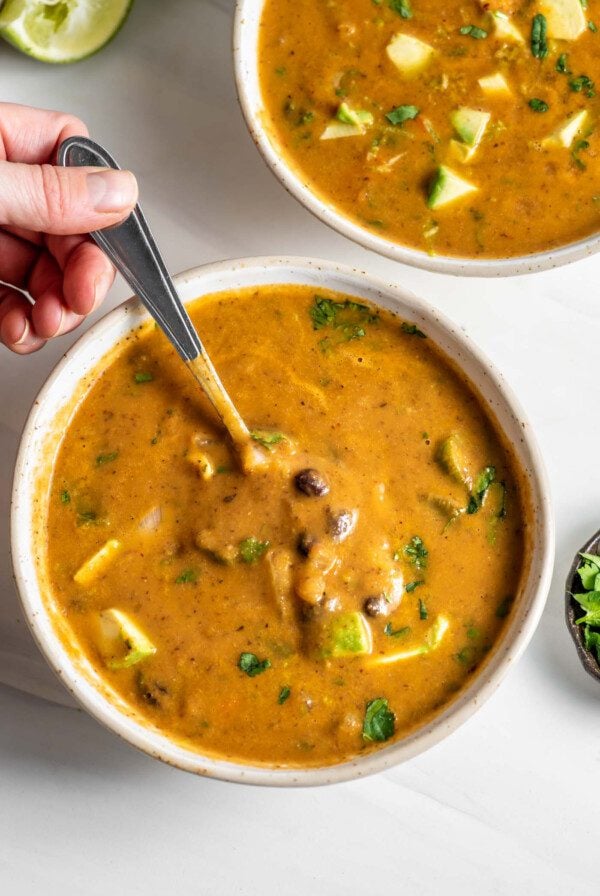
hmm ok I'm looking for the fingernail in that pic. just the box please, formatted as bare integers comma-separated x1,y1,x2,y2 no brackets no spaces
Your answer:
87,170,138,213
14,317,30,345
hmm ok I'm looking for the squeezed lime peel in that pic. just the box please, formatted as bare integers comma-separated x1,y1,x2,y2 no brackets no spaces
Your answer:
0,0,134,64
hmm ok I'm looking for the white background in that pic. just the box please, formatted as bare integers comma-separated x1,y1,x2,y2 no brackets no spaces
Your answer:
1,1,600,893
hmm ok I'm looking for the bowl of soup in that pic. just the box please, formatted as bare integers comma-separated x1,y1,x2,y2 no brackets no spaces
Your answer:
11,257,553,784
234,0,600,274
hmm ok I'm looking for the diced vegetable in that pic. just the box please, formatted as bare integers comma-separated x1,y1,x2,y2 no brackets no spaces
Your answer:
490,11,524,42
369,614,449,665
451,108,491,148
427,166,477,209
386,33,434,76
318,611,373,658
99,608,156,670
320,120,364,140
542,109,589,148
196,530,238,565
337,102,373,128
436,434,471,487
74,538,122,586
538,0,586,40
478,72,511,95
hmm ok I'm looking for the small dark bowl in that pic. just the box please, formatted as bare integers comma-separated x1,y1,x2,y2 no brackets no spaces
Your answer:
565,526,600,682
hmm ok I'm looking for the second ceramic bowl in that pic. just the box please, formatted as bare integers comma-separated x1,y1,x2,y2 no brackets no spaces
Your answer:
233,0,600,277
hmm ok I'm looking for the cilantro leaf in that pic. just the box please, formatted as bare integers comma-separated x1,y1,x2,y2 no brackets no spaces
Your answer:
569,74,595,97
238,653,271,677
278,685,291,704
239,536,270,563
386,104,419,125
466,466,496,514
404,535,428,569
250,430,286,449
60,489,71,504
578,562,600,590
556,53,570,74
384,622,411,638
175,569,197,584
405,579,424,593
401,321,426,338
419,598,428,620
389,0,412,18
531,13,548,58
529,98,549,112
459,24,487,38
573,591,600,626
134,371,154,383
96,451,119,466
363,697,396,742
496,595,513,619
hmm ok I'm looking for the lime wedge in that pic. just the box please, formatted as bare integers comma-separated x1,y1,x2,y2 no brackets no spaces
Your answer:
0,0,133,64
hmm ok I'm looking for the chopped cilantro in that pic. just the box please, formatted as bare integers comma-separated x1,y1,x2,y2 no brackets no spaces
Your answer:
175,569,197,584
310,296,377,351
384,622,411,638
528,98,549,112
419,598,428,620
216,465,230,474
134,371,154,383
466,466,496,514
404,535,428,569
250,430,286,449
76,509,98,526
239,536,270,563
386,104,419,125
278,685,291,704
389,0,412,18
60,489,71,504
238,652,271,677
405,580,424,593
459,24,487,38
401,321,426,338
569,74,595,97
531,13,548,59
589,21,597,32
96,451,119,466
467,626,479,640
556,53,570,74
362,697,396,742
496,595,514,619
455,646,474,665
572,139,590,170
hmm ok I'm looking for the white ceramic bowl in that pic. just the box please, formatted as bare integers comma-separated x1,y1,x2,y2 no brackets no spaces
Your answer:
11,257,554,785
233,0,600,277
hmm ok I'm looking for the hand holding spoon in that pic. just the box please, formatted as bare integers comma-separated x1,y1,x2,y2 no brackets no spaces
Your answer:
58,136,261,472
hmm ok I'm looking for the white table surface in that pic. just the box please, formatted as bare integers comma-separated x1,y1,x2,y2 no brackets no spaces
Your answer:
2,1,600,893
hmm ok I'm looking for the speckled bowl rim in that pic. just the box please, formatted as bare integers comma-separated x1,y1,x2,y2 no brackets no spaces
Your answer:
11,256,555,786
233,0,600,277
565,527,600,682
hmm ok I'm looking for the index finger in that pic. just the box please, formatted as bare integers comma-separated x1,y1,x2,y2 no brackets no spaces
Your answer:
0,102,89,165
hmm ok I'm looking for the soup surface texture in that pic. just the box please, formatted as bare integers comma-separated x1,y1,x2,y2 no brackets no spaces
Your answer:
45,286,528,767
258,0,600,258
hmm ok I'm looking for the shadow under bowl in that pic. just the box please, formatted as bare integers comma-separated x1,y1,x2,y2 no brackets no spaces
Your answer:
565,527,600,683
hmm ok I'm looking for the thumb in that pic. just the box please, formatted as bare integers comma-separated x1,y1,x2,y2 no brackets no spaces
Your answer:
0,161,138,235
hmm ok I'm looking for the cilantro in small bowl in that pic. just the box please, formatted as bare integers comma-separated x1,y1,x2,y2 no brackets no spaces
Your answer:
565,528,600,682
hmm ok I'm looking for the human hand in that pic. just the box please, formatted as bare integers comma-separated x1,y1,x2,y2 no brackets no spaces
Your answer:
0,102,138,354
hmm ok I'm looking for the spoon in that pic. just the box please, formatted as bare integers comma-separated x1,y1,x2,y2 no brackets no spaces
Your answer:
58,136,259,471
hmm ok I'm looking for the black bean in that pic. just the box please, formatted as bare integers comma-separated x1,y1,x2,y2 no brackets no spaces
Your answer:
294,468,330,497
364,595,390,618
326,509,355,542
297,531,318,557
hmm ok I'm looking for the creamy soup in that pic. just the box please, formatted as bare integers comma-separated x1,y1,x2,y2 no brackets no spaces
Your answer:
44,286,528,767
258,0,600,258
